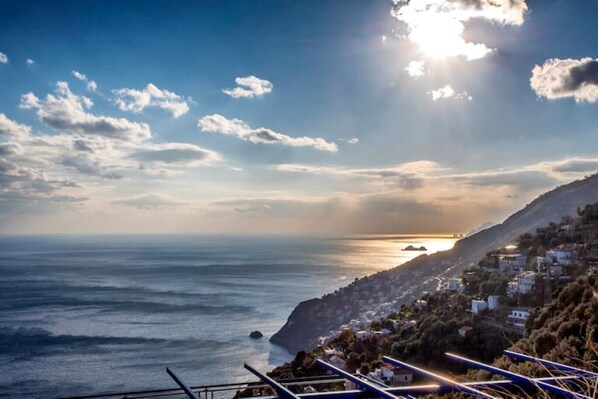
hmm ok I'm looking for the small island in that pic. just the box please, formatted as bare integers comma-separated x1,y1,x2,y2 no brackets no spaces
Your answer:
249,330,263,339
402,245,427,251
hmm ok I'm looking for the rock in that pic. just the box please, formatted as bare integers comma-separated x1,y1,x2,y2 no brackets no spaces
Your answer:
402,245,427,251
249,330,263,339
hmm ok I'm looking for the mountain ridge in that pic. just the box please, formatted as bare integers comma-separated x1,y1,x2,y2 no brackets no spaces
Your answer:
270,174,598,353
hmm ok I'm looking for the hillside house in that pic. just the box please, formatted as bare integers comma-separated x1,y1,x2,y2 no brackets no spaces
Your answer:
499,254,527,273
546,245,578,266
471,300,488,315
507,271,537,297
507,309,529,329
458,326,474,337
487,295,500,310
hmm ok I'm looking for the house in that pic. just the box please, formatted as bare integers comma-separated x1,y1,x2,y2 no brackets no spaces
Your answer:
507,271,537,297
499,254,527,273
355,330,371,342
471,300,488,315
447,278,464,293
380,365,413,386
487,295,500,310
367,366,413,387
458,326,474,337
546,245,578,266
507,309,529,329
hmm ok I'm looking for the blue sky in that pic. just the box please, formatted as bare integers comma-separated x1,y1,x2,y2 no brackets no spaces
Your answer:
1,0,598,234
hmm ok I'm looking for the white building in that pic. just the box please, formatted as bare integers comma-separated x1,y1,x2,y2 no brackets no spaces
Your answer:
367,366,413,386
507,271,537,297
487,295,500,310
471,300,488,315
507,309,529,329
546,245,578,266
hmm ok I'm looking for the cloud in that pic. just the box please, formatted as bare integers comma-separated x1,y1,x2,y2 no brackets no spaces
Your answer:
429,84,472,101
405,60,426,78
0,158,83,213
348,138,359,144
112,194,183,210
113,83,190,117
129,142,219,166
0,52,8,64
530,57,598,103
198,114,337,152
26,59,35,67
72,70,97,92
391,0,528,60
223,76,273,98
87,81,97,91
72,70,87,81
60,155,123,179
20,82,151,141
276,160,444,189
0,113,31,136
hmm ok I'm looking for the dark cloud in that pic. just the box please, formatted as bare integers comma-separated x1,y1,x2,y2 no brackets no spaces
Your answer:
564,60,598,91
531,57,598,102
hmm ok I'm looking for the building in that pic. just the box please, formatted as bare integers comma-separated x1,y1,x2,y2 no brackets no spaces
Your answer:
355,330,371,342
507,271,537,297
447,278,464,293
507,309,529,329
487,295,500,310
471,300,488,315
458,326,474,337
546,245,578,266
367,366,414,387
499,254,527,273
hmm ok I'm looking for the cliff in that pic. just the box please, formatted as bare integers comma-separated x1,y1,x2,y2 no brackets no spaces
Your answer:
270,174,598,354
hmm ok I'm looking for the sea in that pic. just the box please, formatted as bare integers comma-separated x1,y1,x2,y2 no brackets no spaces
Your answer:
0,234,457,398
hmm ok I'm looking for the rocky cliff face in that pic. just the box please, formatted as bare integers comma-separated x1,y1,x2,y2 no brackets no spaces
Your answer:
270,174,598,354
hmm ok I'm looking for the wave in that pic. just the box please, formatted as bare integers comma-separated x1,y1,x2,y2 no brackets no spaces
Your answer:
0,327,239,358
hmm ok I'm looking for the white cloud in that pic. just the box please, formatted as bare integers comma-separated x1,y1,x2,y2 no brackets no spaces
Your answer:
348,138,359,144
26,59,35,67
405,60,426,78
0,113,31,137
20,82,151,141
0,52,8,64
223,76,273,98
113,83,190,117
429,84,472,101
198,114,338,152
72,70,98,92
87,81,97,92
72,70,87,81
391,0,528,60
530,57,598,103
129,142,220,167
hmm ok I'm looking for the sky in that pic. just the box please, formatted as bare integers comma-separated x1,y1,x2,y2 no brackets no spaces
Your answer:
1,0,598,235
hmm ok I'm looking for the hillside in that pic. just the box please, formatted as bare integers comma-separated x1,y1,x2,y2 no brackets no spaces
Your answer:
271,174,598,353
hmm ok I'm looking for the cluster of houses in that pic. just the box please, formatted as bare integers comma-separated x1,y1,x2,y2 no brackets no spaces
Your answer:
319,347,414,389
455,240,595,334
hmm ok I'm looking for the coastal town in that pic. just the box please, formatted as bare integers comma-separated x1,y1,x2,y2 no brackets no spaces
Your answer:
270,205,598,389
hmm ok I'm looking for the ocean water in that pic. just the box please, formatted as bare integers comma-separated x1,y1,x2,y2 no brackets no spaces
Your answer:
0,234,456,398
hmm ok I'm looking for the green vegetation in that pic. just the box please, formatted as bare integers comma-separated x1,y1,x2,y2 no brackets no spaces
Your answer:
268,203,598,388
